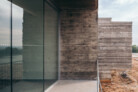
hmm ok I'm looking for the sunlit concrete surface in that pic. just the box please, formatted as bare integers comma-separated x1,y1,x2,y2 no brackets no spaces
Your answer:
45,80,97,92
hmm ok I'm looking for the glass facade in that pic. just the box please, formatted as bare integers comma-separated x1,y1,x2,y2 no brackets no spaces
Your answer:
0,0,59,92
44,2,59,89
0,0,11,91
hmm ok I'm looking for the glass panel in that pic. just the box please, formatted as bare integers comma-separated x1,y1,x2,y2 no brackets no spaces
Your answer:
12,0,44,92
0,0,11,92
44,2,58,90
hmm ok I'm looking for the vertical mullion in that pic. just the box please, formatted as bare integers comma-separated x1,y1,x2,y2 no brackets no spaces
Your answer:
58,11,60,80
43,0,45,92
10,0,13,92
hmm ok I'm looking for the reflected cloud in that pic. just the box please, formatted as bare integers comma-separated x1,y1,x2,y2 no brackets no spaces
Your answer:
0,0,23,46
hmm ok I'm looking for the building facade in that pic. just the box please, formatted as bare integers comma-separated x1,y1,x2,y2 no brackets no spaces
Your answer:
0,0,98,92
0,0,132,92
98,18,132,79
60,5,98,80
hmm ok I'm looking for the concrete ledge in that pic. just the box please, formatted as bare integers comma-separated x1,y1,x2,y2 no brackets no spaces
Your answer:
45,80,97,92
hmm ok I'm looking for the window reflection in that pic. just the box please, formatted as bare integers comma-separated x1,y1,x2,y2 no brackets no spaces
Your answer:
44,2,58,89
12,0,44,92
0,0,11,91
0,0,59,92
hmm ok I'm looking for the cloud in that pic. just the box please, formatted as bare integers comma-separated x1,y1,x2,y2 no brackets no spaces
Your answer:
0,0,11,17
114,0,137,5
12,4,23,19
0,1,23,31
0,0,23,46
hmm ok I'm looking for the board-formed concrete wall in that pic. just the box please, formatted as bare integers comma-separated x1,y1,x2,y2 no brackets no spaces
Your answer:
98,18,132,79
60,9,98,80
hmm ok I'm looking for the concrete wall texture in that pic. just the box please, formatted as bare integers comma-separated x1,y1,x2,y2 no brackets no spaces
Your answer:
98,18,132,79
60,9,98,80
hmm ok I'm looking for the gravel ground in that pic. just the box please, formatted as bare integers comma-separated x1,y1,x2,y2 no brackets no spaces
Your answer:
101,57,138,92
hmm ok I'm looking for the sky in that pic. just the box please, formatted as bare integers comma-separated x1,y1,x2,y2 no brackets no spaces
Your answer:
99,0,138,45
0,0,23,46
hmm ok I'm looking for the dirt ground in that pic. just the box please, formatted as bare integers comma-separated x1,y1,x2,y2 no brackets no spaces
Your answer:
101,57,138,92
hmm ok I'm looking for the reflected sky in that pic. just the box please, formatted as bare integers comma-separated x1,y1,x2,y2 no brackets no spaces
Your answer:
99,0,138,45
0,0,23,46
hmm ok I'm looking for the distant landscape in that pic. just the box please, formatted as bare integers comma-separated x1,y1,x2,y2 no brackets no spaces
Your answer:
132,45,138,53
0,46,22,57
0,46,22,64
